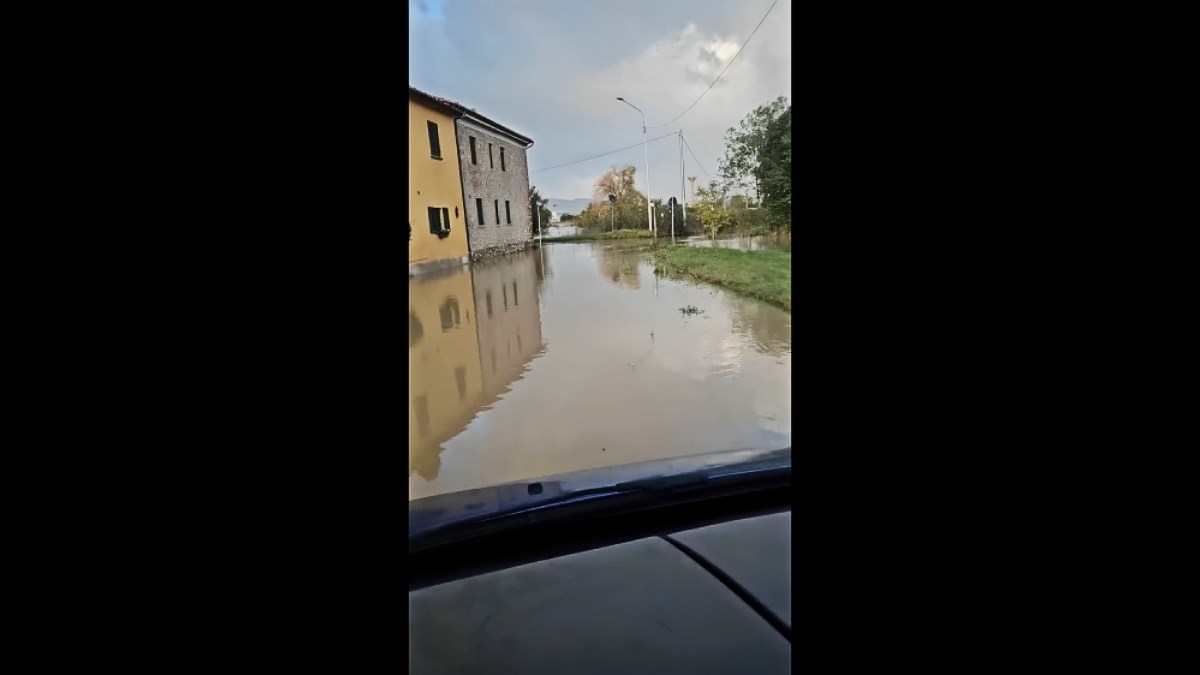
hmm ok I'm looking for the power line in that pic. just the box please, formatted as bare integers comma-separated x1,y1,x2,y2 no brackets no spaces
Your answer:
683,135,712,178
530,132,679,173
649,0,781,129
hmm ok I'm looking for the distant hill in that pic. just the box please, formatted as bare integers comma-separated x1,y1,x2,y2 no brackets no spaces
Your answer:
546,197,594,216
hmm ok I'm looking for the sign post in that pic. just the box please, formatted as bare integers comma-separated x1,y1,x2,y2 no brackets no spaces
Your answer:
668,196,677,243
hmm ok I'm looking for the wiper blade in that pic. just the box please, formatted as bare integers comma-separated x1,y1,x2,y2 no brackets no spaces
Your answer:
409,447,790,548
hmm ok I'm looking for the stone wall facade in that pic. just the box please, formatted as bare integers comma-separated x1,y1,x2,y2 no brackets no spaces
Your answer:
455,119,533,259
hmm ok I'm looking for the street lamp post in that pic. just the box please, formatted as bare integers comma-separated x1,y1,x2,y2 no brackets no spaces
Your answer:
617,97,653,238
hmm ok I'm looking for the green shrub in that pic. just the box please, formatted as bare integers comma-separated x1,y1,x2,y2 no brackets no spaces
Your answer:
606,228,653,239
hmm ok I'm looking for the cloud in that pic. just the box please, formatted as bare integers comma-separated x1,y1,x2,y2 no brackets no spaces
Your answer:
412,0,445,20
566,23,742,124
411,0,791,199
551,12,788,199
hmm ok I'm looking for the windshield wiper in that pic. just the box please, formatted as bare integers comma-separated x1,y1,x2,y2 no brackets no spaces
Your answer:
409,447,790,551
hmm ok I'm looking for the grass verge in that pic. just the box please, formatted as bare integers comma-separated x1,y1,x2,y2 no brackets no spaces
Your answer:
649,246,791,312
542,228,655,243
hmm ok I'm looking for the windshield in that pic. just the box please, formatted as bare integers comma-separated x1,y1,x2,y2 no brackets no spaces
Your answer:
409,0,792,502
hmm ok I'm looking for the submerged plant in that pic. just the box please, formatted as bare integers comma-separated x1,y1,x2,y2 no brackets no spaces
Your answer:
679,305,704,316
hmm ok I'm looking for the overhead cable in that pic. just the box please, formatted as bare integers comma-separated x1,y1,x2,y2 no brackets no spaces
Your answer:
531,132,679,173
683,136,713,178
648,0,781,128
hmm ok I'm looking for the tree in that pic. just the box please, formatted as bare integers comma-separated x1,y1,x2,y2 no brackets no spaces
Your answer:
760,104,791,230
528,186,551,238
717,96,790,227
693,187,731,241
596,165,647,230
728,195,756,210
573,165,649,232
594,164,643,205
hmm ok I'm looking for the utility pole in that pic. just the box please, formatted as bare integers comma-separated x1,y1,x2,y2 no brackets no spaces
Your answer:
679,132,687,234
688,176,698,204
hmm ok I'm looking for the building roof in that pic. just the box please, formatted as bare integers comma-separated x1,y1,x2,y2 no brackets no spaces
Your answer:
409,85,535,147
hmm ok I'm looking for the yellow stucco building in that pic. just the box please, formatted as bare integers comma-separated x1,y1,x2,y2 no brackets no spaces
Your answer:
410,89,471,275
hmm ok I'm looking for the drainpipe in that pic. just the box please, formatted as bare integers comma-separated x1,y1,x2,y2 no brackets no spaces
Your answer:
451,109,470,262
523,138,535,245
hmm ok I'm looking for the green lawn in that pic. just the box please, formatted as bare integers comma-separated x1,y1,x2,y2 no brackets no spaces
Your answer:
542,228,654,243
649,246,791,312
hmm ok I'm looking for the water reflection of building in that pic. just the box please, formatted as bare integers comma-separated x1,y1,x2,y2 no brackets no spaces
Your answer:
471,249,544,403
409,250,544,481
409,265,484,481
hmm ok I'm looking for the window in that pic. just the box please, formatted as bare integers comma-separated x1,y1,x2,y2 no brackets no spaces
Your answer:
505,201,511,224
409,311,424,348
494,200,500,225
428,207,450,237
469,136,477,164
415,395,430,437
476,198,484,225
439,298,461,331
489,143,494,168
427,121,441,158
500,147,506,171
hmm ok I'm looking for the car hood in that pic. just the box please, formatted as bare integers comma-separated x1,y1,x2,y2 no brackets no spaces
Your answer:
409,510,791,674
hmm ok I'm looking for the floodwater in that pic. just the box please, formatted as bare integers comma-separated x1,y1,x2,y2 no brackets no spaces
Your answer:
408,241,792,501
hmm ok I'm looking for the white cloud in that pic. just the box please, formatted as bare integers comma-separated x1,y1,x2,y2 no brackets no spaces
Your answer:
412,0,791,200
546,11,790,200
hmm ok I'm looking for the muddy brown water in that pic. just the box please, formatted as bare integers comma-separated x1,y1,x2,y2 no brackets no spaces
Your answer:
409,241,791,501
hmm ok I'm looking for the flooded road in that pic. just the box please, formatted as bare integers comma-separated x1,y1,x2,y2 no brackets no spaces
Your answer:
409,241,792,500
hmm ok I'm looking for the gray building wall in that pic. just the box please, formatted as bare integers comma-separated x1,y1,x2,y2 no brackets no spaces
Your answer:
455,119,533,259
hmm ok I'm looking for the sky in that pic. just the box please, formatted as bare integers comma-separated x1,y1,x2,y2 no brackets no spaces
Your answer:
410,0,791,203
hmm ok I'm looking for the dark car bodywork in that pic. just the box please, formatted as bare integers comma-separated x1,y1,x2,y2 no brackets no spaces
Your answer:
409,448,791,673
